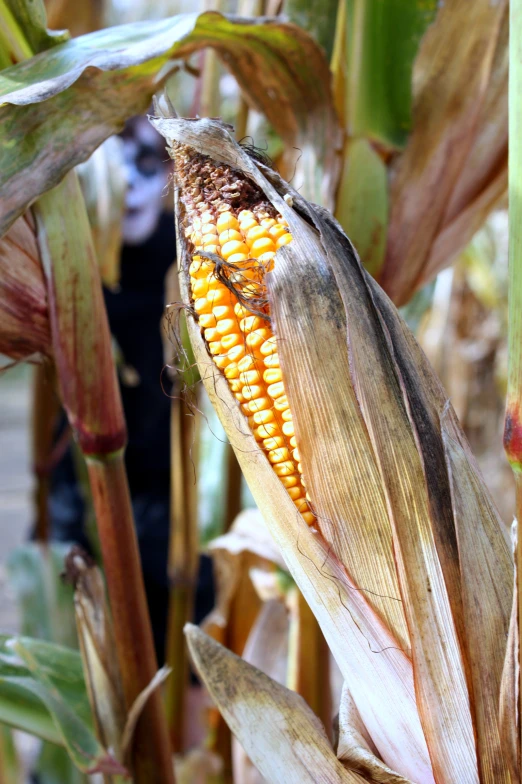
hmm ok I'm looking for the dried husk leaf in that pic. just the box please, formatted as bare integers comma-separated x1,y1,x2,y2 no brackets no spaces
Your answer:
270,195,478,783
499,522,521,784
153,115,433,782
336,684,413,784
185,624,366,784
64,548,126,758
0,211,50,362
232,600,290,784
382,0,508,305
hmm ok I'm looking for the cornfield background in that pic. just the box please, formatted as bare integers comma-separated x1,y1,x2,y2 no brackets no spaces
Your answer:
0,0,518,782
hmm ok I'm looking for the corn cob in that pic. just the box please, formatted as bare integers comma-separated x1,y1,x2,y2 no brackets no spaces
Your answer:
173,144,315,527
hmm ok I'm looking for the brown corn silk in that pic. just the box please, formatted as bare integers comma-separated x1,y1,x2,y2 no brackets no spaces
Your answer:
172,143,315,527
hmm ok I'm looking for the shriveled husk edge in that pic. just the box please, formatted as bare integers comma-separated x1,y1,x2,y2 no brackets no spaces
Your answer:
151,115,433,783
185,624,365,784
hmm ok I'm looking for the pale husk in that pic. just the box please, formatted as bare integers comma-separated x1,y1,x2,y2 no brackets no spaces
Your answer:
153,115,513,783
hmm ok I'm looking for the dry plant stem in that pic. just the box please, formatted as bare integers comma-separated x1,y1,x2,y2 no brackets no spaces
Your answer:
287,588,332,738
165,395,199,752
86,453,175,783
224,446,242,531
507,0,522,759
34,171,174,783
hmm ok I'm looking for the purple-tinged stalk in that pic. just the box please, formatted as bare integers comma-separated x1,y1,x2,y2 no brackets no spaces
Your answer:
33,171,174,784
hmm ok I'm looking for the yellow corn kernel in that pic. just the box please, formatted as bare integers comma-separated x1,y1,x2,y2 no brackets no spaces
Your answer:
248,397,271,413
227,345,246,363
260,336,277,356
228,253,249,264
246,226,269,246
239,217,257,232
261,218,276,228
284,487,300,501
290,436,297,448
282,421,295,437
208,340,222,355
276,233,292,248
213,305,234,319
237,355,257,372
239,369,262,386
281,409,293,422
263,368,282,384
229,379,242,393
216,319,238,336
256,422,280,439
204,327,220,342
251,238,276,258
253,409,274,425
192,278,210,298
292,447,300,462
274,395,289,412
294,498,309,512
240,315,264,333
263,436,285,450
222,240,249,259
221,333,242,351
216,213,239,232
241,402,252,416
234,303,250,318
242,384,263,401
302,512,315,525
213,354,229,369
268,447,291,464
208,288,233,307
269,225,288,241
273,460,296,477
263,353,279,368
202,233,219,247
219,229,243,245
224,362,239,379
280,475,298,488
267,381,285,399
246,328,271,350
194,297,212,315
238,209,254,221
189,259,213,278
198,313,217,328
235,392,246,404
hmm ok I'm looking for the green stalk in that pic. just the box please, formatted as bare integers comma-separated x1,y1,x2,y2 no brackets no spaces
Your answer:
505,0,522,757
33,171,174,783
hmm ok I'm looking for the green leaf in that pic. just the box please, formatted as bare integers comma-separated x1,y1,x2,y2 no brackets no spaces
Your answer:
0,11,340,236
334,137,388,277
7,543,77,647
345,0,437,147
285,0,340,61
0,636,124,775
35,742,87,784
0,722,22,783
0,0,69,59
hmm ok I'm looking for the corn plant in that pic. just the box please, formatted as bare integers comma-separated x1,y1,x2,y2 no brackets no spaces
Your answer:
151,112,515,782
